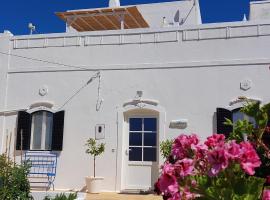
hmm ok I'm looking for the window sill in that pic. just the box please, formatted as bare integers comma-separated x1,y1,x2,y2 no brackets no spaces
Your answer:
128,161,157,166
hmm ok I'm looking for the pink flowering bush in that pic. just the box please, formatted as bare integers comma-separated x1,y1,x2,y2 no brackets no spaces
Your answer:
155,134,265,200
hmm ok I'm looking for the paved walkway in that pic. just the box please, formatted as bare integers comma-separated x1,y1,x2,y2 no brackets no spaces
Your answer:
86,193,162,200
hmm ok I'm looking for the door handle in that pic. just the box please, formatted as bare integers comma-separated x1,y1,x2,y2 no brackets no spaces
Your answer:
125,148,132,155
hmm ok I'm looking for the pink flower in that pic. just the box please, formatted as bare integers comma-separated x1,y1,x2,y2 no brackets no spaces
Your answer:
197,159,208,173
156,162,180,198
263,190,270,200
192,143,208,159
162,162,175,176
226,140,241,160
180,187,197,200
169,192,181,200
157,174,179,197
172,134,199,159
239,142,261,175
205,134,225,148
191,180,197,187
174,158,194,178
207,147,229,176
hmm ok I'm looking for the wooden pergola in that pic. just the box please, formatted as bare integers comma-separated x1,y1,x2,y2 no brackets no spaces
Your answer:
56,6,149,32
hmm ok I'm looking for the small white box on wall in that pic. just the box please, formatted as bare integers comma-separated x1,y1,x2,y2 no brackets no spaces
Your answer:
95,124,105,140
169,119,188,129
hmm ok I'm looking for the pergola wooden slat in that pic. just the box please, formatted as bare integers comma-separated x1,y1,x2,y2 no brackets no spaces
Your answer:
56,6,149,32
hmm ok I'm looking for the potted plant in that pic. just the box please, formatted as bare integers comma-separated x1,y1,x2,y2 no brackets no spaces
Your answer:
85,138,105,193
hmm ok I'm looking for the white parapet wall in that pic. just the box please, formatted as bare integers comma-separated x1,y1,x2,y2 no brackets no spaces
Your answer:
249,0,270,21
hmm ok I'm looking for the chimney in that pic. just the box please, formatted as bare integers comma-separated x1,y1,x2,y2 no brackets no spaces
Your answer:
109,0,120,7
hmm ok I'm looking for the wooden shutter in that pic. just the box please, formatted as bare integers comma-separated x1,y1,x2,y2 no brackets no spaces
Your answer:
51,111,65,151
16,111,31,150
216,108,233,137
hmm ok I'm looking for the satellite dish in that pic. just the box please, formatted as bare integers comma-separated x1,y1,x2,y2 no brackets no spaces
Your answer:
109,0,120,7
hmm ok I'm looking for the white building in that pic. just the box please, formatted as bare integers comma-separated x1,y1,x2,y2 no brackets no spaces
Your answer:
0,0,270,192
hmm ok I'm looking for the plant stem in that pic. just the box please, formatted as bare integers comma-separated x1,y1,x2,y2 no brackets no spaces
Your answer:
257,139,270,158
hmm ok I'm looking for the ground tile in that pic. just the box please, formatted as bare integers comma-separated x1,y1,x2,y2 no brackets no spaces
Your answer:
86,192,162,200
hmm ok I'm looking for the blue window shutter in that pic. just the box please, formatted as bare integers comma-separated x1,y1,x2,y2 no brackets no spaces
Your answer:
216,108,232,137
16,111,31,150
51,111,65,151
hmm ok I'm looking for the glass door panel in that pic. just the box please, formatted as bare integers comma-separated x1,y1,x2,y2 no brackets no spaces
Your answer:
128,118,157,162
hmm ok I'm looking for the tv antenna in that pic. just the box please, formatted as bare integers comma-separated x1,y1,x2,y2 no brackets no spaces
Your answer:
28,23,36,35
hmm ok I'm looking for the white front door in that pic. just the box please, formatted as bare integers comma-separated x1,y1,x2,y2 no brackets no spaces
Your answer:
125,117,159,190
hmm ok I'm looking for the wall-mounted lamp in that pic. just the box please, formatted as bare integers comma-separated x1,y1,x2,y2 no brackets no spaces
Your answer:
169,119,188,129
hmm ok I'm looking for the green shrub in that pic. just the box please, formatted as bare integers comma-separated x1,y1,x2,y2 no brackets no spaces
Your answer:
0,154,32,200
225,101,270,179
160,139,173,159
44,193,77,200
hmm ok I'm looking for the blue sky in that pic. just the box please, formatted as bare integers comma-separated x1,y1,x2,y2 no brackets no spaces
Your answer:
0,0,252,35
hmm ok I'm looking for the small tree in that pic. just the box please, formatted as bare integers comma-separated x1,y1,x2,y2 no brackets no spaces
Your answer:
85,138,105,177
160,139,173,159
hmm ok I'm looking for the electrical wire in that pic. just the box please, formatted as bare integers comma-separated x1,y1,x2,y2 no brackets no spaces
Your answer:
0,50,106,111
58,71,101,110
95,73,103,111
1,50,269,73
181,2,195,25
0,51,89,71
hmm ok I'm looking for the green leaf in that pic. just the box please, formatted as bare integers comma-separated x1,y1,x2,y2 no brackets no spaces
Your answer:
224,118,233,126
85,138,105,157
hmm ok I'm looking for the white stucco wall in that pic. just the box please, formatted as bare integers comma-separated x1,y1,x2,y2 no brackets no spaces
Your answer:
1,18,270,191
137,0,201,27
0,31,13,154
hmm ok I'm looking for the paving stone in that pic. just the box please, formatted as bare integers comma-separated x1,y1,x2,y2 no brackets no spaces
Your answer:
86,192,162,200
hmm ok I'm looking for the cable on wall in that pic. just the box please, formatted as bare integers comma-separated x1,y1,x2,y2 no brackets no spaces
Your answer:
0,51,89,71
181,2,195,25
1,51,269,73
58,71,101,110
95,72,103,112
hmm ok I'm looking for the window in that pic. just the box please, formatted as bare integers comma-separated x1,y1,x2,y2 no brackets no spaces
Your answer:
31,111,53,150
232,108,256,125
16,110,65,151
216,107,256,137
129,118,157,162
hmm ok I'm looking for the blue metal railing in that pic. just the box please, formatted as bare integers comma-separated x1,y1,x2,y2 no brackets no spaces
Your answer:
24,151,57,190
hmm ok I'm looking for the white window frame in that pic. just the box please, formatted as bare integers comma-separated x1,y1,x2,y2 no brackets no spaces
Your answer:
30,111,53,150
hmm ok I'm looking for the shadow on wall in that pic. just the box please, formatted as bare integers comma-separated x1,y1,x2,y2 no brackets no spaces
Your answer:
151,161,159,191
